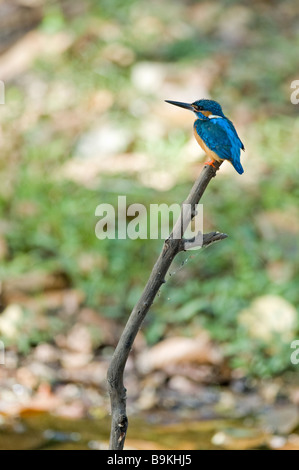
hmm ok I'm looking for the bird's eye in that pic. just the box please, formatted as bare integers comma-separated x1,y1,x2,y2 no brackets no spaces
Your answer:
193,104,203,111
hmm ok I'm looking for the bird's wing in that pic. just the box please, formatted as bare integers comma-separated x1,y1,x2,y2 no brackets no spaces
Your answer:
224,118,245,150
214,117,245,151
195,119,234,161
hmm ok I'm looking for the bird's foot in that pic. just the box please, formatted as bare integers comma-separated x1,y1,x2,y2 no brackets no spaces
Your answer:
204,159,217,168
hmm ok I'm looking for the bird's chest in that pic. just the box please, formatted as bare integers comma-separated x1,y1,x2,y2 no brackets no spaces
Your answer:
193,127,209,152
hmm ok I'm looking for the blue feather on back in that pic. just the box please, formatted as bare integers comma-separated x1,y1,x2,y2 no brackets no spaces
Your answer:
194,117,244,174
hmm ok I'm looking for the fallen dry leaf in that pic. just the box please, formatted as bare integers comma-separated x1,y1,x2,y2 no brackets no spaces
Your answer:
60,351,93,370
64,323,93,354
19,383,63,416
137,331,222,374
0,30,74,81
5,289,85,317
2,271,69,297
59,361,108,387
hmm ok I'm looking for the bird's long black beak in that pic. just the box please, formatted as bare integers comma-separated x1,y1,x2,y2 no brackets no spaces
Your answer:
165,100,194,111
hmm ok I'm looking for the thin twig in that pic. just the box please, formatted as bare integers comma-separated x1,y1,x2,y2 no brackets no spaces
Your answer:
179,231,228,251
107,161,225,450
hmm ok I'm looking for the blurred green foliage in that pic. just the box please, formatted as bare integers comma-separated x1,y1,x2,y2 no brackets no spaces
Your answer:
1,0,299,377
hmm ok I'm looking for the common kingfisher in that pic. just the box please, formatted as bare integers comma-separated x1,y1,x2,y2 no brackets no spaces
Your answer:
165,99,245,174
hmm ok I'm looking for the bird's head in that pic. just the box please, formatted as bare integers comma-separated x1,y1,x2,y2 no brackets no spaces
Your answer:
165,99,225,119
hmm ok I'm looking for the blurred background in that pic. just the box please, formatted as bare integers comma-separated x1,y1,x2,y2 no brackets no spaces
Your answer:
0,0,299,450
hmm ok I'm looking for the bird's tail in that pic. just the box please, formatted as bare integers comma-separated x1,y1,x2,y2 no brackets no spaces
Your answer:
232,159,244,175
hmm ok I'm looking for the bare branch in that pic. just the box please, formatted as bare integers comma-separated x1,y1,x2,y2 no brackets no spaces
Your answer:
107,161,226,450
